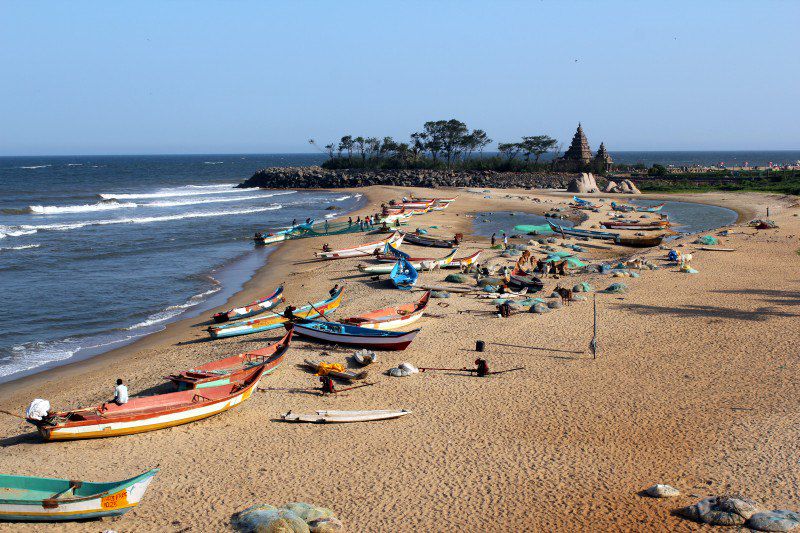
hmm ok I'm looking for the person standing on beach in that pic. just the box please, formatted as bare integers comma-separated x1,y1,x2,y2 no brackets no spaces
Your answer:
348,217,353,227
491,233,496,247
113,379,128,405
503,232,508,249
324,219,329,234
329,284,339,298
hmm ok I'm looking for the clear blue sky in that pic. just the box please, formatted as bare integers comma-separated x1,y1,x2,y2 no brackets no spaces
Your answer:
1,1,798,155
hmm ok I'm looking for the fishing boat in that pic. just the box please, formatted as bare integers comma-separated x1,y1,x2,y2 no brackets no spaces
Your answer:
281,409,411,424
570,196,602,209
254,220,315,246
404,232,455,248
547,221,618,240
314,232,403,259
342,291,429,330
401,202,431,209
0,469,158,522
167,329,292,390
373,249,481,269
508,266,544,291
207,287,344,339
359,249,457,274
211,286,284,323
290,320,421,350
390,256,418,290
636,203,665,213
615,235,665,247
27,366,265,441
430,201,451,211
610,201,635,212
412,195,457,203
601,220,671,230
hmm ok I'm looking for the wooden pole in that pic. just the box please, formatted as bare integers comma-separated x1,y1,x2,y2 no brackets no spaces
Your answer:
590,293,598,360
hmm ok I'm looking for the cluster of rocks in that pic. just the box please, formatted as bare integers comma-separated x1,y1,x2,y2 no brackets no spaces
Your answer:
566,172,641,194
239,166,580,190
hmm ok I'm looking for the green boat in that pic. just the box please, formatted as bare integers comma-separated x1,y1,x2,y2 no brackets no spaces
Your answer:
0,469,158,522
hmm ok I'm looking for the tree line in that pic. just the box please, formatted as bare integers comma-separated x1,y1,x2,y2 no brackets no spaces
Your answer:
311,119,561,172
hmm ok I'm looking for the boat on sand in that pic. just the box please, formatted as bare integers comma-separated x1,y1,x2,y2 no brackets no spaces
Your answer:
290,320,421,351
27,366,265,441
390,256,418,290
167,329,293,390
342,291,429,330
314,232,403,259
359,250,457,274
281,409,411,423
0,469,158,522
211,285,284,323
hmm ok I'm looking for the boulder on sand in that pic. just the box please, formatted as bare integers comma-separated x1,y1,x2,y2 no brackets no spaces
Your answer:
747,510,800,532
643,484,680,498
566,172,599,193
677,495,761,526
602,180,618,193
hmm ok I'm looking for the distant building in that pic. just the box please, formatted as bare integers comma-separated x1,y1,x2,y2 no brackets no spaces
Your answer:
556,123,612,172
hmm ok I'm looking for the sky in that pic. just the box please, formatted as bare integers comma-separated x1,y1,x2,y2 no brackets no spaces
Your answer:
1,1,798,155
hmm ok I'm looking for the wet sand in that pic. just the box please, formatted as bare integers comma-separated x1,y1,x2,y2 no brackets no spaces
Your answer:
0,186,798,532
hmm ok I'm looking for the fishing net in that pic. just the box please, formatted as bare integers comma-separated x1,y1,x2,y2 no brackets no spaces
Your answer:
514,224,555,235
444,274,467,283
573,282,592,293
232,505,309,533
603,283,629,294
695,235,719,245
430,291,450,298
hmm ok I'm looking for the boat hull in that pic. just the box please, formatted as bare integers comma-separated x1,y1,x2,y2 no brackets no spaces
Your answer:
315,233,403,260
291,322,420,351
0,470,157,522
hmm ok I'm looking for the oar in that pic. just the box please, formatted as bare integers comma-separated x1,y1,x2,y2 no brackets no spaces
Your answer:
334,382,377,394
0,409,27,420
487,367,525,375
419,367,472,373
307,301,327,319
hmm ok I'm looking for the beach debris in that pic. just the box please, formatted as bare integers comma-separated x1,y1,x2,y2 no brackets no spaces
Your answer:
548,300,563,309
750,218,778,229
445,273,467,283
573,281,592,293
676,495,761,526
680,263,699,274
695,235,720,245
430,290,450,298
483,284,499,293
25,399,50,421
531,303,551,313
747,510,800,532
233,502,342,533
388,362,419,377
643,484,680,498
572,294,586,301
603,282,629,294
353,349,377,366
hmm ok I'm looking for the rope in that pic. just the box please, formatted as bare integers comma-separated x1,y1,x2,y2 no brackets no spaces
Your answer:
0,409,27,420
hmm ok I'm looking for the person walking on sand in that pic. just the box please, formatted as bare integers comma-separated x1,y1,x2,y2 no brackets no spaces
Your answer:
113,379,128,405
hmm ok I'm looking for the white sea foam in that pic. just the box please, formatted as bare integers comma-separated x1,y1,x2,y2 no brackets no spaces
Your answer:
0,244,40,251
142,194,266,207
324,212,339,219
334,195,352,201
66,163,84,166
0,226,38,239
19,165,51,169
27,202,137,214
11,205,284,234
99,183,242,200
204,161,224,165
126,285,221,330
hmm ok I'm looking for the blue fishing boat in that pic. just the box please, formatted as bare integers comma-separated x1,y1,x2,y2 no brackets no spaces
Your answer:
0,469,158,521
390,256,418,290
254,220,315,245
289,320,420,350
547,221,618,240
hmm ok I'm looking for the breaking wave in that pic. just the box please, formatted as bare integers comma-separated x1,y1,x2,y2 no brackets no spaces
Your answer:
142,194,272,208
126,285,221,330
18,165,51,169
0,244,40,251
27,201,137,215
99,183,242,200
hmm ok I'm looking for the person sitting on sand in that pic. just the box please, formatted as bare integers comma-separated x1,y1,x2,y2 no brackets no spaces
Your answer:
319,375,335,395
329,284,339,297
113,379,128,406
283,305,297,320
475,358,489,377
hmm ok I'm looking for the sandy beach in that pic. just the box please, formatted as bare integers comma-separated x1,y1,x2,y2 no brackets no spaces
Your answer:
1,186,798,532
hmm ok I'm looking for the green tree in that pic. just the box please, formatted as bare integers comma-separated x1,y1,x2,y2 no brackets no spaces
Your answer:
498,142,522,161
354,136,367,163
338,135,354,163
519,135,557,165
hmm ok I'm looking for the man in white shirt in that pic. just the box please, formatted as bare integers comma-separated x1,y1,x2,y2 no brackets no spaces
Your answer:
114,378,128,405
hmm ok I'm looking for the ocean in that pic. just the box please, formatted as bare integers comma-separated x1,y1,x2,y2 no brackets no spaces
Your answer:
0,154,357,383
0,151,775,382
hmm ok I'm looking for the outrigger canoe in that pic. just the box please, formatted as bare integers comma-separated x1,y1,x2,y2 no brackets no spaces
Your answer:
373,249,481,269
548,221,618,240
167,329,292,390
27,366,265,441
601,220,670,230
207,287,344,339
254,220,315,246
290,320,420,350
548,221,667,248
314,232,403,260
343,291,429,330
211,286,284,323
0,469,158,522
404,232,455,248
358,249,457,274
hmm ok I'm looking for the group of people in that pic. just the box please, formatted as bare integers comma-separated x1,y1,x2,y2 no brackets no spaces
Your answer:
347,212,384,232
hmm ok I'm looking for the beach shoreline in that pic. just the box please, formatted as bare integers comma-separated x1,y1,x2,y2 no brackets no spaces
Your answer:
0,186,796,532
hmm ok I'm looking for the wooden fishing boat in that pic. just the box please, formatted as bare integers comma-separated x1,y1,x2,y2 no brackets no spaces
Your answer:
430,201,451,211
601,220,670,230
508,266,544,291
207,287,344,339
404,232,455,248
401,202,431,209
390,256,418,290
291,320,420,350
300,359,367,381
254,220,315,246
615,235,665,247
636,203,665,213
373,249,481,269
610,201,635,212
314,232,403,260
211,286,284,323
359,249,456,274
548,221,618,240
27,366,265,441
167,329,292,390
0,469,158,522
342,291,430,330
281,409,411,424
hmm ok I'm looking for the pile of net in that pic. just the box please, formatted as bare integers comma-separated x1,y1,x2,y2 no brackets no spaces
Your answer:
603,282,629,294
749,218,778,229
232,502,343,533
389,362,419,377
444,274,466,283
695,235,719,245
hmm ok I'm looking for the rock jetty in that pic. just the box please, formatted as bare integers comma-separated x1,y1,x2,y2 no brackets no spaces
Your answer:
238,166,580,190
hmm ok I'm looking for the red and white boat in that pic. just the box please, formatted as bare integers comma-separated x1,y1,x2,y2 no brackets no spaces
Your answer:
412,195,457,204
314,232,403,260
359,249,457,274
28,366,265,441
167,329,292,390
373,249,481,269
342,291,429,330
211,286,284,323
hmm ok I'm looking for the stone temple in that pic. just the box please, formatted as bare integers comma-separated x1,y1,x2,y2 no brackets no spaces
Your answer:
556,124,612,172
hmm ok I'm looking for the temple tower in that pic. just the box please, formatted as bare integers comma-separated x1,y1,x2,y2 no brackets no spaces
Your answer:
593,142,613,172
557,123,593,171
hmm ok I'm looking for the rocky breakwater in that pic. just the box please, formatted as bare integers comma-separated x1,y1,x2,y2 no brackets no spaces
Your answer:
238,166,578,190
